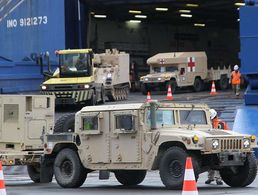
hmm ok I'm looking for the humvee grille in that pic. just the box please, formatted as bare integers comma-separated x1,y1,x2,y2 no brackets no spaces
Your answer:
220,139,242,150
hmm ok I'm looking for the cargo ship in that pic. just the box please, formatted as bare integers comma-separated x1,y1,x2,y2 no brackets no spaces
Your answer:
0,0,89,93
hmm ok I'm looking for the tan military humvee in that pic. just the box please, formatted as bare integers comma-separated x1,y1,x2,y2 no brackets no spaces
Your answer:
0,95,55,183
45,101,257,189
140,52,231,94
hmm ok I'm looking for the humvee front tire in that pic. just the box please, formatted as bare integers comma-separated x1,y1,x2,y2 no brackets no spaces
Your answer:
193,78,204,92
114,170,146,186
159,147,199,190
54,148,87,188
54,113,75,133
220,153,257,187
141,83,148,95
27,164,40,183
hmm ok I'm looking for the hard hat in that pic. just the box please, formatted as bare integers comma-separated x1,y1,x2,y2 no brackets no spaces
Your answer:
209,109,217,120
234,65,239,71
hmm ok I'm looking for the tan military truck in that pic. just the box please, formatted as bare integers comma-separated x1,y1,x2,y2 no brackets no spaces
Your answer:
0,95,55,183
93,49,130,101
44,101,257,189
140,52,231,94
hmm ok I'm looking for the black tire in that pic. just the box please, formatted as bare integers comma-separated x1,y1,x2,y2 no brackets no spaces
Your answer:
114,170,146,186
141,83,148,95
54,148,87,188
54,113,75,133
98,86,105,105
220,152,257,187
159,147,199,190
193,78,204,92
166,80,177,94
89,91,97,106
27,164,40,183
219,76,229,90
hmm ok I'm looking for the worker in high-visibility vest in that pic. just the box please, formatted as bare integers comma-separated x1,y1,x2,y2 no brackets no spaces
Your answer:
205,109,230,185
229,65,241,96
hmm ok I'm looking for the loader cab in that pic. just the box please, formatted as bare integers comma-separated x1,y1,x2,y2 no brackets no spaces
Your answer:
58,50,93,78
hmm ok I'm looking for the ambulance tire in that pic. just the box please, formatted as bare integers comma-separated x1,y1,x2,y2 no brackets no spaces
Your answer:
193,78,204,92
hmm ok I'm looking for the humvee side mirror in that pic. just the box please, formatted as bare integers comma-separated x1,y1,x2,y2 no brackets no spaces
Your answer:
98,112,104,119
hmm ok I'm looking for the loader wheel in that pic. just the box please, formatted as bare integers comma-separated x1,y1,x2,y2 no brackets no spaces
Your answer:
220,153,257,187
27,164,40,183
54,113,75,133
54,148,87,188
88,91,97,106
98,86,105,104
114,170,146,186
219,76,229,90
193,78,204,92
159,147,200,190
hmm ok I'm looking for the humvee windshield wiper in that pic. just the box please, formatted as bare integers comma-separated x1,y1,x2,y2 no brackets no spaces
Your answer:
184,104,195,122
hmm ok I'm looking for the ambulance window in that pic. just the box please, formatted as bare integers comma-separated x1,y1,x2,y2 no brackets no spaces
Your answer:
82,116,98,130
166,66,178,72
180,110,207,125
115,115,134,131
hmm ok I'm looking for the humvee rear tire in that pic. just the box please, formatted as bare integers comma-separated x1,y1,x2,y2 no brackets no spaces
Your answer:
193,78,204,92
159,147,199,190
219,76,229,90
27,164,40,183
54,113,75,133
114,170,146,186
220,153,257,187
54,148,87,188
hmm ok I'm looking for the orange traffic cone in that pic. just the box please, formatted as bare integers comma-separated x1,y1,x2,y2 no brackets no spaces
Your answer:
182,157,198,195
210,81,217,96
166,85,174,100
146,91,152,102
0,162,6,195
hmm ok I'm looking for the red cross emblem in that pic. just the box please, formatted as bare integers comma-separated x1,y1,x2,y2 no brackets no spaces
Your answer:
159,59,165,64
187,57,196,72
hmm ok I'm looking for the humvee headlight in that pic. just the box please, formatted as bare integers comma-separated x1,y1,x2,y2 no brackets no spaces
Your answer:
212,139,219,149
84,84,90,89
243,139,250,148
107,73,112,78
250,135,256,142
145,78,149,81
41,85,47,90
158,77,162,81
192,135,199,144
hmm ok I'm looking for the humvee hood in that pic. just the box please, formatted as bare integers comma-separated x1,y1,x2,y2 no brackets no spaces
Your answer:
145,72,176,78
158,128,250,138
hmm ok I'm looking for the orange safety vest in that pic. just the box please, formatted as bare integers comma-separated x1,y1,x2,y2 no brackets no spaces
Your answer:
231,71,241,85
212,117,230,130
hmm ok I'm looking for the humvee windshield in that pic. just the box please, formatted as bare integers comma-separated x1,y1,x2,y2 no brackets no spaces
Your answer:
152,66,178,73
146,109,175,128
180,110,207,125
146,109,207,128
